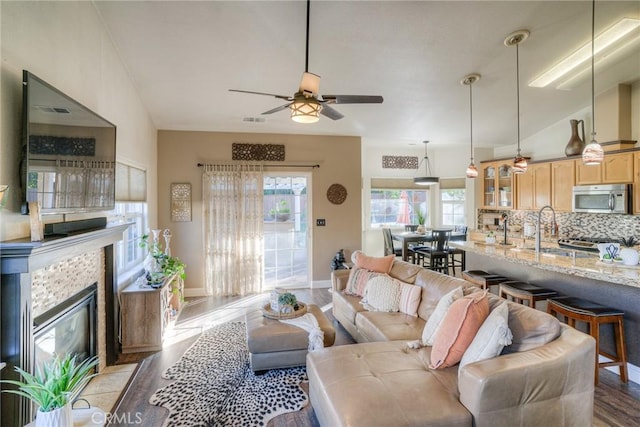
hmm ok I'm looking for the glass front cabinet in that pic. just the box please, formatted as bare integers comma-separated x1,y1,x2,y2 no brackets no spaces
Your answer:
481,161,514,209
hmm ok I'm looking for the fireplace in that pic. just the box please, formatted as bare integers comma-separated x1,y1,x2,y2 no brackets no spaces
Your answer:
0,223,128,427
33,284,97,371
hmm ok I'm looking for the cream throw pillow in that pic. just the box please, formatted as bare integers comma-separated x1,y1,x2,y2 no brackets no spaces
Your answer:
421,286,463,346
361,276,401,312
459,300,513,369
398,282,421,317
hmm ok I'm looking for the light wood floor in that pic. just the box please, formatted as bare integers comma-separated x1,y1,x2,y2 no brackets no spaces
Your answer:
111,288,639,427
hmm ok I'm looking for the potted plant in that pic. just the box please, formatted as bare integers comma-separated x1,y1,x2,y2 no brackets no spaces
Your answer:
270,199,291,221
619,236,639,266
416,210,426,233
1,354,99,426
278,292,299,314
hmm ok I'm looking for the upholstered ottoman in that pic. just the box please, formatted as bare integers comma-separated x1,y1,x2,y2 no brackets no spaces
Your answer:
245,303,336,371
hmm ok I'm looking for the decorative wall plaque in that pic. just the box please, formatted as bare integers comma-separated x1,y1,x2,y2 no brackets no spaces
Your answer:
29,135,96,156
232,143,285,161
327,183,347,205
382,155,419,169
171,183,192,222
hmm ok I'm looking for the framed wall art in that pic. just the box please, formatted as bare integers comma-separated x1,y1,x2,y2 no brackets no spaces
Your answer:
170,183,192,222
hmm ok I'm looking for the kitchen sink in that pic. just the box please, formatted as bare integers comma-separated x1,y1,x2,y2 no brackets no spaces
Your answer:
511,247,594,258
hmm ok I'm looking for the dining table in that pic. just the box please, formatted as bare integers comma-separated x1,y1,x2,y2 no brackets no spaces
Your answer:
392,230,467,262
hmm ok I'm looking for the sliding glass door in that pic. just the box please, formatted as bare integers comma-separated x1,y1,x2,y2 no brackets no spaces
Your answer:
263,174,310,290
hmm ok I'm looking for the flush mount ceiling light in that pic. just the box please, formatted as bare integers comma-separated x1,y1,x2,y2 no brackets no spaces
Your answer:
414,141,439,186
461,73,481,179
529,17,640,88
583,0,605,165
505,29,530,174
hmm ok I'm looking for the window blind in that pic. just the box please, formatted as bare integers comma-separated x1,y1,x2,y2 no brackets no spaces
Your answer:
115,162,147,202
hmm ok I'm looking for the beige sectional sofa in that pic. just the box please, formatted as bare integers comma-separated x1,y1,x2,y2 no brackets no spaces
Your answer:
307,258,596,427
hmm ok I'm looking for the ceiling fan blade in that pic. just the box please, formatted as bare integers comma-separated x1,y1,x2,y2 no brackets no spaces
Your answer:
319,104,344,120
229,89,292,101
322,95,384,104
262,103,293,115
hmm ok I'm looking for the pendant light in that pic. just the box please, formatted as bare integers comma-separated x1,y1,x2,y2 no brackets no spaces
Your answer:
414,141,439,186
504,30,530,174
582,0,605,165
461,74,481,179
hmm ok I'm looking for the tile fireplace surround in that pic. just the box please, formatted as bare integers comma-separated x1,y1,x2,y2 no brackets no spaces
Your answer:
0,223,128,427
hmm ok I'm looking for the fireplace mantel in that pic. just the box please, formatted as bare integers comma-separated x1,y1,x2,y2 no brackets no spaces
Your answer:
0,223,128,427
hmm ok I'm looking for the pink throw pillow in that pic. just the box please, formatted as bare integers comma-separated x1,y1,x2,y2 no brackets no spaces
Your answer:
353,251,395,274
345,267,386,297
398,282,421,317
429,292,489,369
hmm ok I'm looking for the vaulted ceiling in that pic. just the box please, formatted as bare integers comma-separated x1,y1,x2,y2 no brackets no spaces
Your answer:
94,0,640,149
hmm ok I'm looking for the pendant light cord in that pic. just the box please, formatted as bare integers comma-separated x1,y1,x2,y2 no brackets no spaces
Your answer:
516,42,521,156
591,0,596,141
305,0,310,72
469,82,474,162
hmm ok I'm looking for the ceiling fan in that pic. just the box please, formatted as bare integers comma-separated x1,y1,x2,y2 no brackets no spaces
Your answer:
229,0,383,123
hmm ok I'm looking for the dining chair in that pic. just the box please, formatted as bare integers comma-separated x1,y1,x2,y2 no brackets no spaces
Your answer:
405,224,418,232
382,228,402,257
448,225,468,276
413,229,452,274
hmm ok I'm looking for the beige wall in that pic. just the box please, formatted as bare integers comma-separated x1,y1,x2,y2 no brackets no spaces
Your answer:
157,131,362,294
0,1,157,240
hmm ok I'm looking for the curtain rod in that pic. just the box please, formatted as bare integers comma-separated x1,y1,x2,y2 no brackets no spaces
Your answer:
197,163,320,169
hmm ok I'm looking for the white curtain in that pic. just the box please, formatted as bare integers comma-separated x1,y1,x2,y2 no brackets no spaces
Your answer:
203,163,264,296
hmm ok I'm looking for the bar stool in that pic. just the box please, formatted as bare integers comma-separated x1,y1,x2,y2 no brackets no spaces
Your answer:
499,281,558,310
461,270,511,291
547,296,627,385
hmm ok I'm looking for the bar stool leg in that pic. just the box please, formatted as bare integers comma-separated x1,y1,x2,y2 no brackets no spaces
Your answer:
590,317,599,385
615,317,628,383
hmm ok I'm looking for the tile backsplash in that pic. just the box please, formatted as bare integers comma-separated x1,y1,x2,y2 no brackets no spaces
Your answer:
478,209,640,240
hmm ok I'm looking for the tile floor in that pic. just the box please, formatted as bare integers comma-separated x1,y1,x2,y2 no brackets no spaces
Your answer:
77,363,137,414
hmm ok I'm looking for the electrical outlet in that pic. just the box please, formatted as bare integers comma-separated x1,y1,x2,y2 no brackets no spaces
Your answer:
316,219,326,226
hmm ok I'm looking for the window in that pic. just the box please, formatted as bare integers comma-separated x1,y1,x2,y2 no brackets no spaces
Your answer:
441,189,465,226
112,202,148,278
370,189,429,228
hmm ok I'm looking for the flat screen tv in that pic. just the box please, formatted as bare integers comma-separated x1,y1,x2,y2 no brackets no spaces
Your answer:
22,70,116,214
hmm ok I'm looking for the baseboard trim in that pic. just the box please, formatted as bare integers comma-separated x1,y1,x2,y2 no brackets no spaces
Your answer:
184,287,208,298
311,280,331,289
599,355,639,385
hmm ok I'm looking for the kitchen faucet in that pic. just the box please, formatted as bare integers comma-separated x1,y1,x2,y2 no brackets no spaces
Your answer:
535,205,557,255
501,212,509,245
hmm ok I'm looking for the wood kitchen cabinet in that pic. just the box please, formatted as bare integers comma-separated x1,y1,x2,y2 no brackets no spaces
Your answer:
481,161,514,209
575,152,633,184
120,275,175,353
516,163,550,210
551,159,575,211
634,152,640,214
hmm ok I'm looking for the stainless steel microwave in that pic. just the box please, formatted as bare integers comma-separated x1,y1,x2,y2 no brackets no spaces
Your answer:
572,184,630,214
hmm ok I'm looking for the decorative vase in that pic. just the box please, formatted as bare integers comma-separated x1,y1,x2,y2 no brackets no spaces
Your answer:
417,225,426,233
564,119,585,156
163,229,172,256
619,247,639,266
35,404,72,427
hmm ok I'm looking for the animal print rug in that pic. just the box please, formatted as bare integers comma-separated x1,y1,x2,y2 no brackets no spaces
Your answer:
149,322,308,426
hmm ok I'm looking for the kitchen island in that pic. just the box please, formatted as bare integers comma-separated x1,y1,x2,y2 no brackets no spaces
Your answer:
453,240,640,381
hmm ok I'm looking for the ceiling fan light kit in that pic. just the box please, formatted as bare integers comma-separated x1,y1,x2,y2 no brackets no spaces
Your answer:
505,29,530,175
414,140,439,186
228,0,382,123
582,0,605,166
461,73,480,179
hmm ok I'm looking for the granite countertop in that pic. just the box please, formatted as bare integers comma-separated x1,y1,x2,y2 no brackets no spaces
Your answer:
453,240,640,289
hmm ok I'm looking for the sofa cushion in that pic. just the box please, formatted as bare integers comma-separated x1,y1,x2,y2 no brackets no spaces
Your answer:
361,276,401,312
421,286,463,346
353,250,395,273
345,267,386,297
333,291,365,325
459,300,512,368
307,341,472,427
398,282,421,317
486,293,561,353
414,270,470,321
388,260,424,284
430,292,489,369
356,311,426,342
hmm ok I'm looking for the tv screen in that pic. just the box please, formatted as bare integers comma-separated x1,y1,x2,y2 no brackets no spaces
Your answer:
22,70,116,214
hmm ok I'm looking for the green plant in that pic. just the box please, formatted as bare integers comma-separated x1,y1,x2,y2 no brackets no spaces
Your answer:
620,236,638,248
139,234,186,280
416,209,425,225
1,354,98,412
270,199,290,215
278,292,298,309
